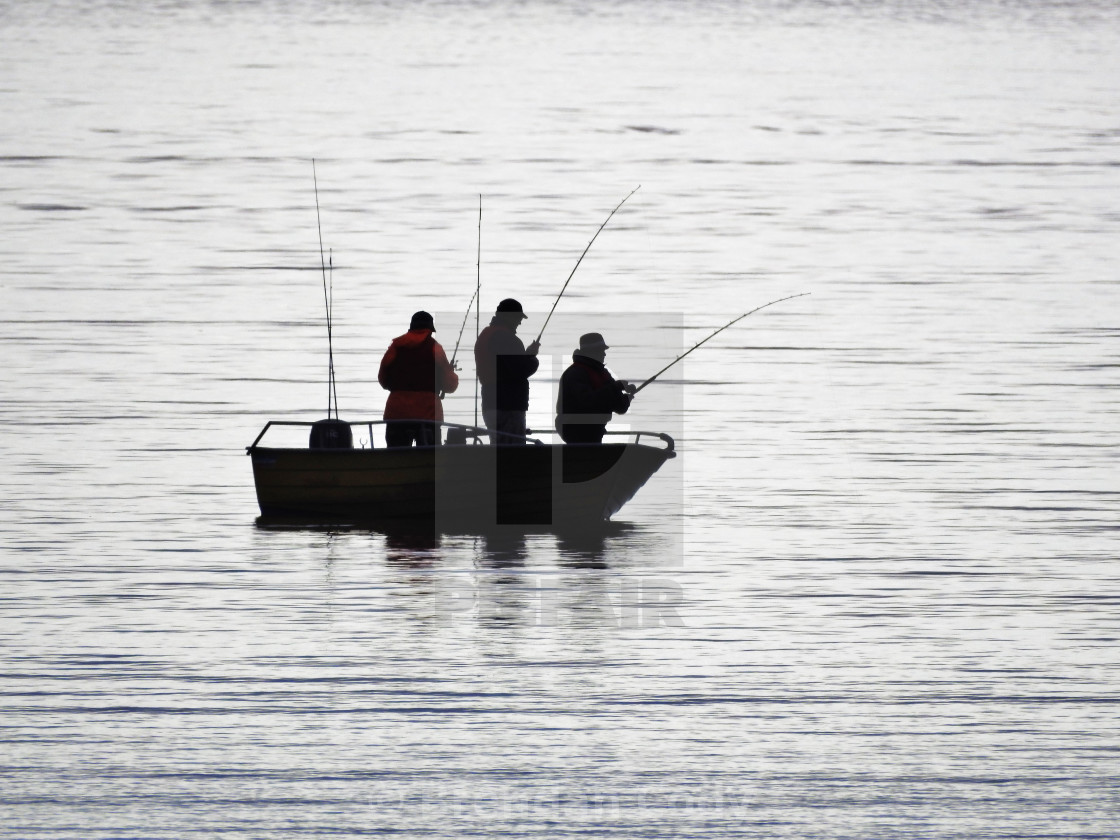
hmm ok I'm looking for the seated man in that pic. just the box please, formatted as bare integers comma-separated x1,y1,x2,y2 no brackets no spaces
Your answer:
378,311,459,447
555,332,634,444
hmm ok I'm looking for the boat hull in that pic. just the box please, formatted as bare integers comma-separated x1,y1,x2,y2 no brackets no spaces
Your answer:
250,442,673,529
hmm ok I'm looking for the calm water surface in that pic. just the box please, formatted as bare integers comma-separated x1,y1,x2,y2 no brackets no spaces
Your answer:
2,0,1119,836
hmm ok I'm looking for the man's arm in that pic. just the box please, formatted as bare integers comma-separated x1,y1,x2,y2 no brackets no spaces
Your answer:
492,332,540,379
435,343,460,394
377,346,397,391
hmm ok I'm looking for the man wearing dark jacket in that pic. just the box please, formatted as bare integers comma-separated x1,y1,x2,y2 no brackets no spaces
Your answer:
378,311,459,447
474,298,540,444
556,332,634,444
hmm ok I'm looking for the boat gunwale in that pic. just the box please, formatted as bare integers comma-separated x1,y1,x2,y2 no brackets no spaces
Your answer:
246,419,675,456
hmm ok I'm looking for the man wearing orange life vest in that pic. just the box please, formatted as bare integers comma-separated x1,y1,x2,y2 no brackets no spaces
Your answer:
378,311,459,447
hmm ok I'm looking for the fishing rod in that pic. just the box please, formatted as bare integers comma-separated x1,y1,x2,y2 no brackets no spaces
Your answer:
442,196,482,412
448,289,479,370
632,292,810,394
535,185,640,345
327,250,339,415
449,196,482,370
474,195,481,429
313,159,340,418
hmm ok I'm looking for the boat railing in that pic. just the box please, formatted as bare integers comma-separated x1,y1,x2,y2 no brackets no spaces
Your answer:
247,420,675,454
246,419,542,453
599,429,676,454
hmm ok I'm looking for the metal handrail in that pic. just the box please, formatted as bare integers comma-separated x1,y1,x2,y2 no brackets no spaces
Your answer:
247,419,542,453
247,420,675,454
599,429,676,453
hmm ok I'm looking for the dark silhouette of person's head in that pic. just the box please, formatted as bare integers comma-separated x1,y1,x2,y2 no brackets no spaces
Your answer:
575,332,608,363
495,298,528,331
410,311,435,331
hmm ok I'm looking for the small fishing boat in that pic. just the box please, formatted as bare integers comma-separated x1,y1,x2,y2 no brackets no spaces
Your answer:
246,419,676,530
248,172,799,532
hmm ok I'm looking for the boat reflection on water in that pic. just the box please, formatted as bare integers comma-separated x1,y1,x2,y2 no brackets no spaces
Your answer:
554,521,637,569
383,531,443,566
479,531,528,569
254,519,682,630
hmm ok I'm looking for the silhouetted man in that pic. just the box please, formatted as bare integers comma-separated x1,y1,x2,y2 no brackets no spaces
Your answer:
556,332,634,444
379,311,459,447
474,298,540,444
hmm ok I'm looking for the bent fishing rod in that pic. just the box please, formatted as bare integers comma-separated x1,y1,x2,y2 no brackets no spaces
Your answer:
448,287,479,371
313,159,341,418
632,292,810,394
535,185,640,345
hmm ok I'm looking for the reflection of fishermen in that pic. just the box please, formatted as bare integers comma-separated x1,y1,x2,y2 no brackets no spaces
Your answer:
474,298,540,444
378,311,459,447
556,333,634,444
